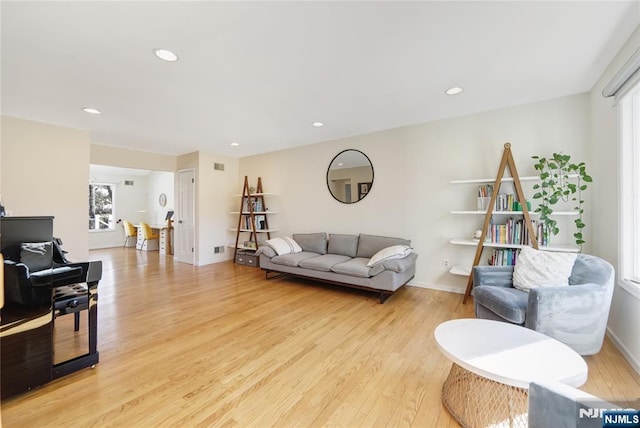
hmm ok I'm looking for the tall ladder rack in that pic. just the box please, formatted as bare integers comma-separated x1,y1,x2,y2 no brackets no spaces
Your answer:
233,176,272,261
462,143,539,303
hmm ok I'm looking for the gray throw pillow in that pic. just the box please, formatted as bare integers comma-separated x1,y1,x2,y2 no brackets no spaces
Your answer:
20,242,53,272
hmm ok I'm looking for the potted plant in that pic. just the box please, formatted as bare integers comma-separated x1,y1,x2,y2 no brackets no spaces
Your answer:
531,153,592,249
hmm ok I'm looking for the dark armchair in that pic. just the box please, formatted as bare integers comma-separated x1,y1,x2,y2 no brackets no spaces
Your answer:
473,253,615,355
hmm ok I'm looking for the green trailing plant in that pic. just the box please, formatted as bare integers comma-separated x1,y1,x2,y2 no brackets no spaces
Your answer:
531,153,592,249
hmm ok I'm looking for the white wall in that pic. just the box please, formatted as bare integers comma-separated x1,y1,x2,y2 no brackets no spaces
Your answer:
590,25,640,373
197,152,239,265
90,144,176,172
1,116,91,261
147,171,175,225
176,151,239,266
239,94,591,293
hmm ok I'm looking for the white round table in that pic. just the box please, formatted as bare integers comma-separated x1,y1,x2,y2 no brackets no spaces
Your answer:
434,318,588,428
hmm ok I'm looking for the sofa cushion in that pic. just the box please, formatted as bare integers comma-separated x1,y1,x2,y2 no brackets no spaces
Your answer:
512,247,577,292
20,242,53,272
293,233,327,255
328,234,359,258
356,234,411,258
366,245,413,267
331,257,385,278
298,254,351,272
271,252,320,268
265,236,302,256
474,285,529,324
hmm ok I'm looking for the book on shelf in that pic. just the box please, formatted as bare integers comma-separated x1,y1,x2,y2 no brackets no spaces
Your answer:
241,214,267,231
494,193,515,211
488,248,520,266
243,240,257,250
478,184,493,198
476,189,533,213
255,215,266,230
251,199,263,212
486,217,548,246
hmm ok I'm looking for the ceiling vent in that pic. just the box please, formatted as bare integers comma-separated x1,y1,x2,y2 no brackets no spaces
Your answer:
124,180,134,186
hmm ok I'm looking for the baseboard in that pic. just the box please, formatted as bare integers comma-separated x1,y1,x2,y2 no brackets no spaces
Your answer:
408,280,465,294
89,244,123,250
196,257,233,267
606,326,640,375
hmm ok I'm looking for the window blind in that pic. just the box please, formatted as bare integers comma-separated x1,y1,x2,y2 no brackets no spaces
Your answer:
603,46,640,101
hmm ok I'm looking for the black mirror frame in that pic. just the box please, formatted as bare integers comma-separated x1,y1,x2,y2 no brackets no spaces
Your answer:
326,149,375,204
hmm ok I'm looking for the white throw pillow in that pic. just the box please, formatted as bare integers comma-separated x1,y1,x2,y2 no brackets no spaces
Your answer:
265,237,302,256
512,246,577,292
366,245,412,267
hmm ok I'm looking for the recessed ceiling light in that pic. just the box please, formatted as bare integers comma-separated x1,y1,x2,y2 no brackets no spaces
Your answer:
82,107,101,114
230,142,240,147
154,49,179,62
312,122,324,127
446,86,463,95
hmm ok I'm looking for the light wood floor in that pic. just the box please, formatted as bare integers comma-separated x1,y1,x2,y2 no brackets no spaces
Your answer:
2,248,639,427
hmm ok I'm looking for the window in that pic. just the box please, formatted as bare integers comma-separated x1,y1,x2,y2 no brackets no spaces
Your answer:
619,83,640,294
89,183,115,231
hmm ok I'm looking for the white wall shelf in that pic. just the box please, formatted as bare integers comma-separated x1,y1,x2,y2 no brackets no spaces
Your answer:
450,174,578,185
449,265,472,276
231,192,275,197
230,211,278,215
449,238,578,252
450,210,578,216
230,228,278,233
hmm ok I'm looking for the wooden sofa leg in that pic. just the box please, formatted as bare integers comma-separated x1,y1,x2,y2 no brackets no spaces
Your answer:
265,270,287,280
379,291,391,304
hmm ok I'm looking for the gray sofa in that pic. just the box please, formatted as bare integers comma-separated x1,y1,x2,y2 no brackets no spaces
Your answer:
256,233,417,303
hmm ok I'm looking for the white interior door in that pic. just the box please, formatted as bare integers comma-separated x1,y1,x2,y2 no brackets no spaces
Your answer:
177,169,195,264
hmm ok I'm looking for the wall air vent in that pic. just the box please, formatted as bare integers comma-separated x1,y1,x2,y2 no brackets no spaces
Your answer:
214,163,225,171
124,180,134,186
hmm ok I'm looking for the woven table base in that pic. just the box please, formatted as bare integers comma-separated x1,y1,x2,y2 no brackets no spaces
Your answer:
442,363,528,428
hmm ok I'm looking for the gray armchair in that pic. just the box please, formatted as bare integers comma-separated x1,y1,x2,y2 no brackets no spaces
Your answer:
473,253,615,355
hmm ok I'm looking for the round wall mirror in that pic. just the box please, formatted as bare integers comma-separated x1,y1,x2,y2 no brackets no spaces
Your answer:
326,149,374,204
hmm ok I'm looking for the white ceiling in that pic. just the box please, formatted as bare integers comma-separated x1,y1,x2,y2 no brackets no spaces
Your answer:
2,1,638,158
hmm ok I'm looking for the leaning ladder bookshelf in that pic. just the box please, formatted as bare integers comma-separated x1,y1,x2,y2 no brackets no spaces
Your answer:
232,176,273,261
462,143,538,304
